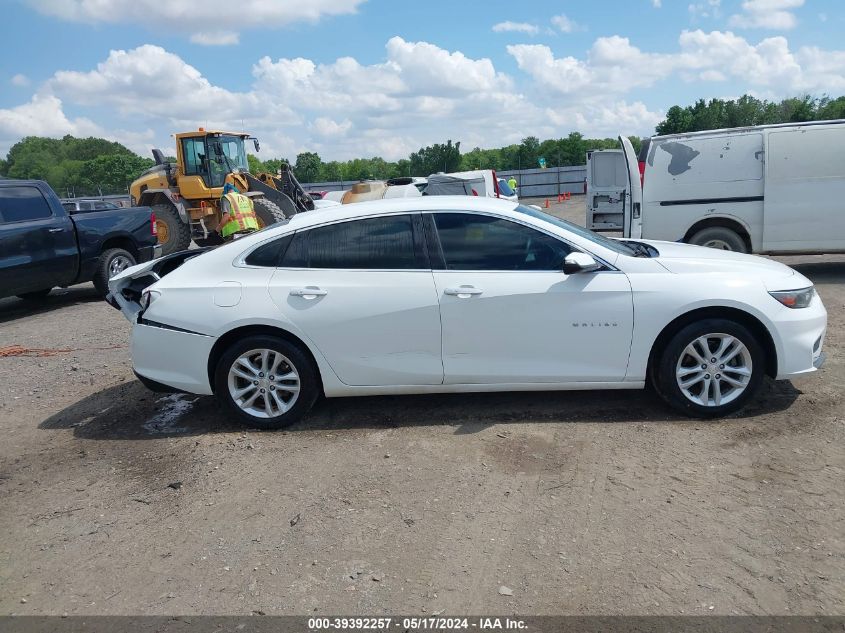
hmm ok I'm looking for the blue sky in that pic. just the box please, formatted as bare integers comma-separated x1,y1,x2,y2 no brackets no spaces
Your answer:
2,0,843,161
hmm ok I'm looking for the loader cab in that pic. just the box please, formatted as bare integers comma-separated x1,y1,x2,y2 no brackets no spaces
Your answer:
175,130,252,196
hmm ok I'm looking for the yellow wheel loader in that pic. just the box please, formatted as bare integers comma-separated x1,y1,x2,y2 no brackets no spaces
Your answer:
129,129,315,255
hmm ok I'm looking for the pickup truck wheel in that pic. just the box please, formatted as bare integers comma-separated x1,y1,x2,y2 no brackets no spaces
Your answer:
152,203,192,255
214,335,319,430
93,248,136,296
17,288,52,301
689,227,747,253
653,318,765,418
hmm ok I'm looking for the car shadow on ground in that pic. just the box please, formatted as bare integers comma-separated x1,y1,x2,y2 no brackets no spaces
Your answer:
0,286,102,324
789,260,845,284
39,377,802,440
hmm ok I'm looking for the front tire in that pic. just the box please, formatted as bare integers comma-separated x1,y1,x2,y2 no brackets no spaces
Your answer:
689,227,747,253
653,319,765,418
152,203,192,255
93,248,136,296
253,197,290,227
214,335,319,429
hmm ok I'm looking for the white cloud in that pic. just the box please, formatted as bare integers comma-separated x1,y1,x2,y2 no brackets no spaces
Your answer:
551,14,582,33
510,29,845,97
189,31,240,46
11,74,31,87
0,94,104,156
25,0,366,42
653,0,662,7
311,117,352,138
48,45,264,125
5,28,845,163
689,0,721,20
492,21,538,35
728,0,804,30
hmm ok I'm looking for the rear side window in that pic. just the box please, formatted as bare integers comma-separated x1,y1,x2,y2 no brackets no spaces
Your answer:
244,233,294,267
297,215,419,269
0,186,54,223
433,213,571,271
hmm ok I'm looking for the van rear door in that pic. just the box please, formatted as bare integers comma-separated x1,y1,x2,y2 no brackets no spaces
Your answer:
618,135,643,238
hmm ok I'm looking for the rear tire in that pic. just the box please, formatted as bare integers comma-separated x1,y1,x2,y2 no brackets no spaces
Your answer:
93,248,136,296
253,197,290,227
214,335,319,429
17,288,52,300
152,203,191,255
653,318,765,418
689,227,747,253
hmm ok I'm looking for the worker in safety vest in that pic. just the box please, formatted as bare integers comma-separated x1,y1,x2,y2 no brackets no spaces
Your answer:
507,176,518,192
219,183,259,241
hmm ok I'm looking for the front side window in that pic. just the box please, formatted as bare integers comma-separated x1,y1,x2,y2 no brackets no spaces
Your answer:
432,213,571,271
0,186,54,223
296,215,419,269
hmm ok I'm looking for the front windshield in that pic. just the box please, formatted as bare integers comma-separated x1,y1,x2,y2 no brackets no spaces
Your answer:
205,135,248,187
514,204,636,256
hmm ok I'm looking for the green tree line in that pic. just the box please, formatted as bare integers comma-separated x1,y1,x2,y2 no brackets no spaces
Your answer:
3,94,843,192
0,135,154,196
656,94,845,135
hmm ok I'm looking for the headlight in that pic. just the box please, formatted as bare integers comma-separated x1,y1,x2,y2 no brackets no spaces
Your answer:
139,289,161,312
769,287,815,309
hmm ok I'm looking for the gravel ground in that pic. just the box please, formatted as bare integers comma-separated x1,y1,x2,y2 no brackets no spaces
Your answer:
1,196,843,616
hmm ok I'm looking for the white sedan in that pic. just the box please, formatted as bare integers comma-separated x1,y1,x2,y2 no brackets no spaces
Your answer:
109,197,827,429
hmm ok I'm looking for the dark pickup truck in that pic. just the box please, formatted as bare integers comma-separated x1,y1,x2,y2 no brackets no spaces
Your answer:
0,179,160,300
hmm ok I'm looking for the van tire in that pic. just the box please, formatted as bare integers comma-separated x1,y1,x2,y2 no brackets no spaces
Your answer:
689,227,747,253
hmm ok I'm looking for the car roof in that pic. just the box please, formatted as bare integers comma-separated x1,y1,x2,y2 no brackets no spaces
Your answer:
284,195,519,230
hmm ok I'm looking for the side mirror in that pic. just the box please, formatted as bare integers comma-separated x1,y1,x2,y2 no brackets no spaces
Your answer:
253,138,260,153
564,252,600,274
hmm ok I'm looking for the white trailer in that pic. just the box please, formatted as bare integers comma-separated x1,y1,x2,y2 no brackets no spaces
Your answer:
619,120,845,254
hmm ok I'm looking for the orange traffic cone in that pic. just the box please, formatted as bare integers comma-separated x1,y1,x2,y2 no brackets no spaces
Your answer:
544,199,550,208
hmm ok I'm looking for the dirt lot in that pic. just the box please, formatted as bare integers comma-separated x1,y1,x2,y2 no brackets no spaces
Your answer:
1,196,843,616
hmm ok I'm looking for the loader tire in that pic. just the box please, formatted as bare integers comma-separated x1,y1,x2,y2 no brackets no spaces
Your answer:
253,197,290,227
152,203,191,255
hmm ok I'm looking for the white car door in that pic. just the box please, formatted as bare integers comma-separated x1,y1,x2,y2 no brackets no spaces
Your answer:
619,135,643,239
267,213,444,386
428,212,633,384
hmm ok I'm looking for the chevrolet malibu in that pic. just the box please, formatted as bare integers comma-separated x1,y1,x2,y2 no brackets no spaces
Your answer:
109,197,827,429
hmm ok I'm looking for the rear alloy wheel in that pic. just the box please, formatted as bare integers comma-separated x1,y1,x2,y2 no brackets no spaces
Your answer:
654,319,765,418
689,227,747,253
215,335,318,429
93,248,136,296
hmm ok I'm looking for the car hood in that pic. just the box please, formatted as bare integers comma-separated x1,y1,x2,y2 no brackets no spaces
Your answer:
642,240,810,291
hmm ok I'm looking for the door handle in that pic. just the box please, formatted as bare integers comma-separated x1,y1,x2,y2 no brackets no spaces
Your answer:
290,287,328,298
444,286,483,298
48,227,64,233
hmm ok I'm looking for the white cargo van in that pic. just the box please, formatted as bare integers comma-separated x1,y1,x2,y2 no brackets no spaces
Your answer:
619,120,845,254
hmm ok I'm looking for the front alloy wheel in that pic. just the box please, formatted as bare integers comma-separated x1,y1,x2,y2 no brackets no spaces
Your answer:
215,335,319,429
654,319,765,418
675,334,752,407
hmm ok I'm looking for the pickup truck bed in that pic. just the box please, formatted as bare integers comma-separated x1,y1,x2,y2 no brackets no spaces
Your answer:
0,180,160,299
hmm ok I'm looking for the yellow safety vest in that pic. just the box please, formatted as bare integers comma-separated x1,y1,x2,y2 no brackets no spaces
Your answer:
220,192,259,238
508,178,517,189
